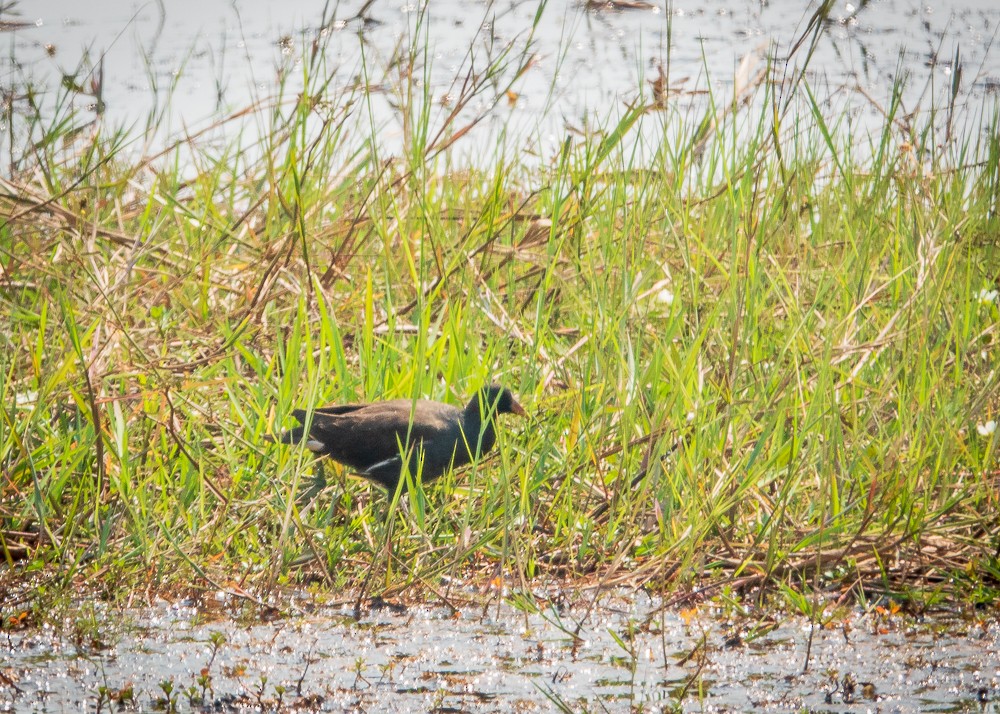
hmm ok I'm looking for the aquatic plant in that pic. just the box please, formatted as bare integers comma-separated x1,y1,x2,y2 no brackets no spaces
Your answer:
1,0,998,622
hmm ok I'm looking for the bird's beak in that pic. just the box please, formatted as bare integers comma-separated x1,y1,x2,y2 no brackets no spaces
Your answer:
510,399,526,417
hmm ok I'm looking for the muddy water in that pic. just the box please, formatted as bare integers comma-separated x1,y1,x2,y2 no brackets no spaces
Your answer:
5,0,1000,157
3,593,997,712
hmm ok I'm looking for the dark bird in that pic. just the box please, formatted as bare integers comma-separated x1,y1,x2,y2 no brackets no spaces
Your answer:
271,385,525,492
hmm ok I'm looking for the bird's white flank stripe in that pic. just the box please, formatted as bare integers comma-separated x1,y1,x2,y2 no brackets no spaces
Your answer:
364,456,401,474
306,439,325,452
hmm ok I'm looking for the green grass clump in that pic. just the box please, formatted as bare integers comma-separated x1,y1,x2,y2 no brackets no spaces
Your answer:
1,4,998,619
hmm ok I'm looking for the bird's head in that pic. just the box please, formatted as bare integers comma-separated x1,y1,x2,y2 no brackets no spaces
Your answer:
475,384,526,419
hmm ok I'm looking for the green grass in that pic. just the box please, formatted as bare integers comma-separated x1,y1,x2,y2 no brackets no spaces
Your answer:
1,3,999,621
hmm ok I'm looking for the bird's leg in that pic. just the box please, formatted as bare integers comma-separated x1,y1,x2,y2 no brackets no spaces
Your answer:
296,460,328,506
354,488,400,618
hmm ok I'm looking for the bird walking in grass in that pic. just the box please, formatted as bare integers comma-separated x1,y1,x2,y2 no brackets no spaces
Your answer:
270,384,525,493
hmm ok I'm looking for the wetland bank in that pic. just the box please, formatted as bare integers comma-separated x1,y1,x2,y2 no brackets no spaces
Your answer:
2,0,1000,711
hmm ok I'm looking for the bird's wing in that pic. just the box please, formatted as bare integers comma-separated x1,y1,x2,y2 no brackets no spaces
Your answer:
292,403,369,422
305,399,460,472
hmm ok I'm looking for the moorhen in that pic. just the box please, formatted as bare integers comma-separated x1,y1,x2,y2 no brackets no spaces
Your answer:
272,385,525,492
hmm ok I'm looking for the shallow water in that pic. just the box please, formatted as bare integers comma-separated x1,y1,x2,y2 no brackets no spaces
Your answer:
5,0,1000,159
3,593,997,712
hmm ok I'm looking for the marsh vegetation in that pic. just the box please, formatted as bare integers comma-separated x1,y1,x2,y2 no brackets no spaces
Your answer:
1,2,999,708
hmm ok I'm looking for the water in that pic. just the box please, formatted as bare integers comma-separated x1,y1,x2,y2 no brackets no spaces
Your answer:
2,594,997,712
4,0,999,162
